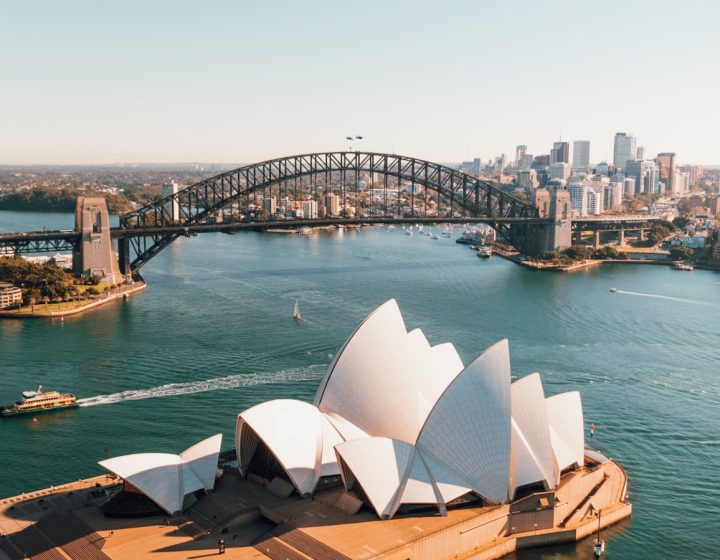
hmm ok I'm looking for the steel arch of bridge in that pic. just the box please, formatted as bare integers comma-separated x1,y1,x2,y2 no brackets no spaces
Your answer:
120,151,539,271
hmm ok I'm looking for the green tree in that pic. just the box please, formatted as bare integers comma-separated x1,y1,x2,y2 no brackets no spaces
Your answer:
670,247,694,260
564,245,594,261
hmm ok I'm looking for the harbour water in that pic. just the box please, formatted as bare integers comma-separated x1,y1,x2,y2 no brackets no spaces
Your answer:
1,211,719,558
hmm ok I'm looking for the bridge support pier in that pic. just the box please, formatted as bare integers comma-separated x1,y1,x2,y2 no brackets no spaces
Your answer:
525,188,572,256
639,228,646,241
618,229,625,246
118,237,131,279
72,197,123,286
593,231,601,249
574,230,582,245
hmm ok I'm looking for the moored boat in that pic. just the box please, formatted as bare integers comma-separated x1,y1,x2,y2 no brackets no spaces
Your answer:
1,386,78,418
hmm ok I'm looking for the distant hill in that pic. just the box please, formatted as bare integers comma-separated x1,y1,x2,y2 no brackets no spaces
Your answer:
0,188,132,214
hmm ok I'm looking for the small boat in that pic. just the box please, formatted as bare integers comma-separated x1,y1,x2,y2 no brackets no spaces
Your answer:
298,227,312,236
674,262,693,271
1,386,78,418
387,225,396,231
431,234,440,240
609,288,618,293
404,230,413,236
293,300,302,321
593,510,605,557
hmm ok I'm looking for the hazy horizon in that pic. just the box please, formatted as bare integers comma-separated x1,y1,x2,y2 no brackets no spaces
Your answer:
2,0,717,166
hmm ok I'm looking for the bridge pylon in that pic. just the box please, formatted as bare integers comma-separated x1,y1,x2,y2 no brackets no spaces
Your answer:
72,197,123,286
525,187,572,255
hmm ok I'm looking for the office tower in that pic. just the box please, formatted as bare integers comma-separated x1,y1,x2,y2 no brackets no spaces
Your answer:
551,141,570,164
324,194,340,216
613,133,637,170
625,160,657,194
302,200,318,219
162,181,181,222
518,169,538,189
623,178,636,197
673,172,690,193
531,155,550,170
262,196,277,215
636,146,645,160
515,145,527,166
604,182,624,210
587,187,602,215
568,182,588,216
520,154,534,170
656,152,677,192
549,162,571,180
572,141,591,170
595,162,610,176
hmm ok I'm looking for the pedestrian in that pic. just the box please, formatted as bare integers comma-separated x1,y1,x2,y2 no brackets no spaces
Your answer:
590,422,596,438
218,538,225,554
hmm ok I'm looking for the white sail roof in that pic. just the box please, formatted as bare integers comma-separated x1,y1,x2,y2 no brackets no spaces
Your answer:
335,437,415,519
510,373,557,494
416,339,512,504
315,299,465,444
98,434,222,515
236,399,328,496
546,391,585,470
235,300,587,518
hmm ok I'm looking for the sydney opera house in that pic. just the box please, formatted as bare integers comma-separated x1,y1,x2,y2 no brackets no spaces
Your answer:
0,300,631,560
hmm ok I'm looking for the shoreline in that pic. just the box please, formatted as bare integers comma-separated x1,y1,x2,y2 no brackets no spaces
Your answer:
0,281,147,319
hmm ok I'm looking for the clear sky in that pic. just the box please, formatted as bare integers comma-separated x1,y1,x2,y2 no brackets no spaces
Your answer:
1,0,717,165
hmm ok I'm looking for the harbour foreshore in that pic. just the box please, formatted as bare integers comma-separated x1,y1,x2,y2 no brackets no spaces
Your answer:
0,281,146,319
0,454,631,560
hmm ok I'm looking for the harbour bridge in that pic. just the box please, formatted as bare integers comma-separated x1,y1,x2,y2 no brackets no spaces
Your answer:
0,151,660,278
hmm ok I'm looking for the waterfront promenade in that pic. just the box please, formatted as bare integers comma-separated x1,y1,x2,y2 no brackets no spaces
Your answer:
0,281,146,319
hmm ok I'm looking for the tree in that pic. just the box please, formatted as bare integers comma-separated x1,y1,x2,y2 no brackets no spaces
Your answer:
564,245,594,261
670,247,694,261
593,246,619,259
677,199,693,216
647,224,671,246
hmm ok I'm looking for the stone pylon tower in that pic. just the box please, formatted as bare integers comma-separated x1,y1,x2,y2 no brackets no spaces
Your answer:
72,197,122,285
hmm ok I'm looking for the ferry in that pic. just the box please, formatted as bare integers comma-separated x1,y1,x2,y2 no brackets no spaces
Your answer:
673,262,694,271
477,247,493,258
0,386,78,418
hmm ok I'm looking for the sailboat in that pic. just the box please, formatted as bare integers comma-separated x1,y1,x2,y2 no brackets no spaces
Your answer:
293,300,302,321
593,510,605,557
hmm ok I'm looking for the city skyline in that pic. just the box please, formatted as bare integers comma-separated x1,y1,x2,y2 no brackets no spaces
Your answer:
2,0,718,165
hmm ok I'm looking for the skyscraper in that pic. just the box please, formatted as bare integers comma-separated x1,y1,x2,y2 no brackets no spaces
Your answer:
515,145,527,166
572,141,591,170
551,141,569,164
613,133,637,171
656,152,677,192
625,160,657,194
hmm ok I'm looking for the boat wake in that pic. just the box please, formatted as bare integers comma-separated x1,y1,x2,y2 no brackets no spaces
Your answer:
76,366,325,407
614,290,716,306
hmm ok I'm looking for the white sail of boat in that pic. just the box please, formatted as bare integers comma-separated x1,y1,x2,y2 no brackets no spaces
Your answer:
293,300,302,321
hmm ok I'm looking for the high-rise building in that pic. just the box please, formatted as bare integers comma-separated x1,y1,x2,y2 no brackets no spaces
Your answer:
656,152,677,192
613,133,637,171
595,162,610,176
162,181,181,222
587,187,602,215
625,160,657,194
262,196,277,215
515,145,527,166
549,162,571,181
324,194,340,216
673,172,690,194
568,182,588,216
636,146,645,160
518,169,538,189
572,141,591,171
303,200,318,219
551,142,570,164
604,182,624,210
623,177,636,197
520,154,534,170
